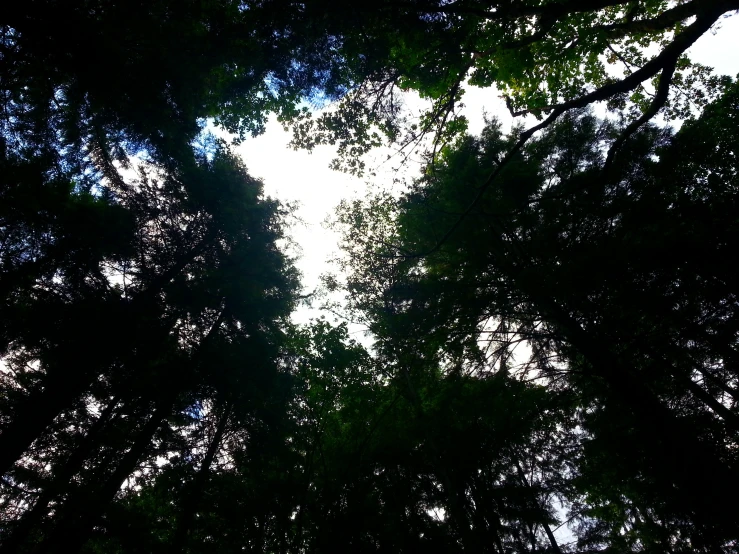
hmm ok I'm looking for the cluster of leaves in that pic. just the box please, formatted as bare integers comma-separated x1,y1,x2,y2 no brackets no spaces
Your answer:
288,0,739,173
1,2,311,550
1,1,739,553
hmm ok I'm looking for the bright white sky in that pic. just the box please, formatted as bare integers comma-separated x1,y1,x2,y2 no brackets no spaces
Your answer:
230,14,739,328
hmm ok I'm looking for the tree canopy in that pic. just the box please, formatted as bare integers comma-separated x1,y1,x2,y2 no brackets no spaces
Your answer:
1,1,739,553
288,0,739,172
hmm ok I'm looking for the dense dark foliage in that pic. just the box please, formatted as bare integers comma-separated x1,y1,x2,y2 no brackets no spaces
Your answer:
1,1,738,553
333,87,739,551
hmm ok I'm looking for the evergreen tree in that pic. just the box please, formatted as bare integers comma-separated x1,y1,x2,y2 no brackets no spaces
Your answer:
331,83,739,551
2,2,738,552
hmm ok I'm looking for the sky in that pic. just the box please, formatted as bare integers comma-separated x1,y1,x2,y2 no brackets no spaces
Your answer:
230,14,739,331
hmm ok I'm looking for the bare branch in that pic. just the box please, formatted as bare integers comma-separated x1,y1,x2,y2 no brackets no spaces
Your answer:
603,62,676,170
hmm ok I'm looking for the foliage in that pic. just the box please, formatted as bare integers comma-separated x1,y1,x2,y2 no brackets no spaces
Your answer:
330,84,739,551
288,0,738,173
2,2,739,553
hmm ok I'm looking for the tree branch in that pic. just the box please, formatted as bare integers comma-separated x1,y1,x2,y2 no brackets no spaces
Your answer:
398,0,633,21
409,6,726,259
604,62,675,170
595,0,731,37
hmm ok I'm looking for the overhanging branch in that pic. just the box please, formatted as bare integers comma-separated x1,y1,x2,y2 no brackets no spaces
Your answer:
408,4,730,259
604,62,676,170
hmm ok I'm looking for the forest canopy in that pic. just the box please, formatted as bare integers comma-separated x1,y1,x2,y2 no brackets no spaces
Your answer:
1,1,739,553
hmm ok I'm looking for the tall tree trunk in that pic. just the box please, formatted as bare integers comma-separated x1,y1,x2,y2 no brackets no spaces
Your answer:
22,306,226,554
170,402,232,553
0,395,120,554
